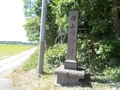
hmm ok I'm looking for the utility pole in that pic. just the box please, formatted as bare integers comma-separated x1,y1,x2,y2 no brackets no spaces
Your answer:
38,0,47,74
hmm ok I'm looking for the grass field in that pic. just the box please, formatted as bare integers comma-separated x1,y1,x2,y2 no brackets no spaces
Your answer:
0,44,33,60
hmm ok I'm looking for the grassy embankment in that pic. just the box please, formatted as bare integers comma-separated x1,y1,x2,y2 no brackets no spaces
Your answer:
0,44,33,60
7,48,120,90
1,44,120,89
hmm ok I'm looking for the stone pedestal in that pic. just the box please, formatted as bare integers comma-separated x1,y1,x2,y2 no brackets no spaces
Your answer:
55,65,85,85
54,11,85,85
64,60,77,70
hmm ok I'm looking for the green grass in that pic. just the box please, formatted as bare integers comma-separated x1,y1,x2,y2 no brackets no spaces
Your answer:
22,49,38,71
22,50,120,90
0,44,33,60
22,49,55,73
92,67,120,83
8,48,120,90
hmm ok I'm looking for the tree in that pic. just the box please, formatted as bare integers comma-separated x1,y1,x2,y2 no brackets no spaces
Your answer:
23,0,58,47
23,0,40,42
23,16,40,41
23,0,120,71
50,0,120,37
23,0,120,42
112,0,120,36
49,0,120,71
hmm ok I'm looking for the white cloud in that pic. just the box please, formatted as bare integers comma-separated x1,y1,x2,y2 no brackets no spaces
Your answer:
0,0,28,42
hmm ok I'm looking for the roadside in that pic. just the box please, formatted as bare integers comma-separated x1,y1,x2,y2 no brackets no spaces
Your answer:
2,67,120,90
0,48,36,76
0,48,36,90
1,48,120,90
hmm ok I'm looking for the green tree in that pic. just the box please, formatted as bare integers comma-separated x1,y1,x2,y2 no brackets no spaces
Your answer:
112,0,120,36
50,0,120,37
23,0,120,71
23,0,58,47
49,0,120,71
23,0,40,42
23,16,40,41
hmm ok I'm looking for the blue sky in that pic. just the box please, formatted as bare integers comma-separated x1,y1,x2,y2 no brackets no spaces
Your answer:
0,0,28,42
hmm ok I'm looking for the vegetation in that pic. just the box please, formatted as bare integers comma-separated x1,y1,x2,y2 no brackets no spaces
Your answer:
4,0,120,89
22,49,38,71
18,48,120,89
23,0,120,75
44,43,67,69
0,41,38,45
0,44,33,60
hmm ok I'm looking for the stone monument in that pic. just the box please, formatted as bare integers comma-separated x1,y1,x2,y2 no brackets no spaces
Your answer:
55,11,85,85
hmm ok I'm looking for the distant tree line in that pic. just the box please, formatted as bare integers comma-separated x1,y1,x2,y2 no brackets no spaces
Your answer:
0,41,38,45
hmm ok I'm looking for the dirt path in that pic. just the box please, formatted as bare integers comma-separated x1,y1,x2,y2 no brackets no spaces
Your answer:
0,48,36,76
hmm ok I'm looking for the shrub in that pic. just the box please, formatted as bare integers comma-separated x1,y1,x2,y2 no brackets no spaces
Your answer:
22,37,120,74
92,66,120,83
44,43,67,70
77,36,120,73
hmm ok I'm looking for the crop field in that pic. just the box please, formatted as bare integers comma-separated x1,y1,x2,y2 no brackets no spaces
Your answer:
0,44,33,60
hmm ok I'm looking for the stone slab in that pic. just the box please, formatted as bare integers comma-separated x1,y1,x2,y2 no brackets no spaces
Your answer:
55,65,85,85
67,11,78,60
64,59,77,70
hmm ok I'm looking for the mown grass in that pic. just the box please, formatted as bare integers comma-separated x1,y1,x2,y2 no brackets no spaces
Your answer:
0,44,33,60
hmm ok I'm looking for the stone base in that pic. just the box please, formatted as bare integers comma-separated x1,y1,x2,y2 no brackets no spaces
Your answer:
55,65,85,85
64,60,77,70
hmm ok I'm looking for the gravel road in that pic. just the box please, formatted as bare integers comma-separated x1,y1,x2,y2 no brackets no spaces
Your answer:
0,48,37,76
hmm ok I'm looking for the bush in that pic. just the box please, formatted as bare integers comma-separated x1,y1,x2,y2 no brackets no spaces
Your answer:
22,37,120,74
77,36,120,73
22,44,67,72
44,43,67,70
103,67,120,82
92,66,120,83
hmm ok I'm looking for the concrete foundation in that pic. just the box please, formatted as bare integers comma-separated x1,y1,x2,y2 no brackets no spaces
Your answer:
55,65,85,85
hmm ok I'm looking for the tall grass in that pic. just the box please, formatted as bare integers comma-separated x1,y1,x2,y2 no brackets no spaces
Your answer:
0,44,33,59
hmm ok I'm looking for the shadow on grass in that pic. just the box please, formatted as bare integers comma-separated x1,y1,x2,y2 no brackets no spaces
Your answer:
91,76,109,83
91,73,120,89
79,74,92,88
110,82,120,89
42,71,53,75
60,73,120,89
41,70,120,89
91,73,120,83
60,74,92,88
